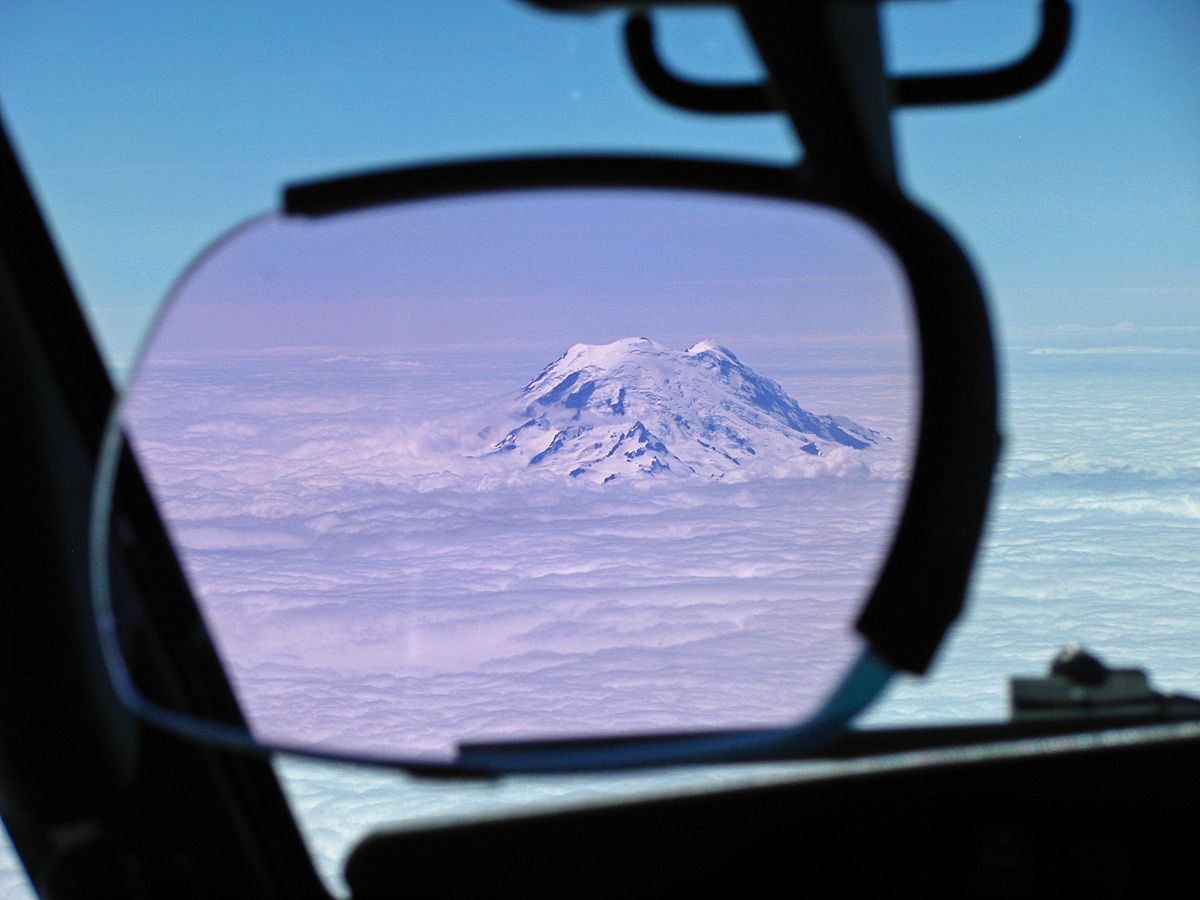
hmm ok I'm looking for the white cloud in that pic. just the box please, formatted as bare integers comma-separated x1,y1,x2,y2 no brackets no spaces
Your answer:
1029,345,1200,356
119,344,909,761
110,334,1200,897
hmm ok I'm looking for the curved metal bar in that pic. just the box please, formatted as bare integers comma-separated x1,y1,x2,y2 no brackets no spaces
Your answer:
456,649,893,772
623,12,773,115
893,0,1072,107
622,2,1070,115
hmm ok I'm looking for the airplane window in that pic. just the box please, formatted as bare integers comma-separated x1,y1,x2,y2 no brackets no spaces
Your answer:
112,189,918,763
1,1,1196,896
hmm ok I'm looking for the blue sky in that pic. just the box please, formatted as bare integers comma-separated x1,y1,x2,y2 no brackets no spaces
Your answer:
154,191,909,355
0,1,1196,368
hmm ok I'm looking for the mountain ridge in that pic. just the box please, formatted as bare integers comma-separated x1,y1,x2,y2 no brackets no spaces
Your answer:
484,337,879,483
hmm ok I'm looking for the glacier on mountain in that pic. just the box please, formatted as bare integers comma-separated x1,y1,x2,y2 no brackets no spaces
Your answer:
480,337,881,483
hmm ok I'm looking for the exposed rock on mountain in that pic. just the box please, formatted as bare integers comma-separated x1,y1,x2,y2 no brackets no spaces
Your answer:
484,338,879,483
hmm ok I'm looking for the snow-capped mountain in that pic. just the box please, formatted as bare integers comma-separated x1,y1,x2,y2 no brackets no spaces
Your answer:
482,338,880,483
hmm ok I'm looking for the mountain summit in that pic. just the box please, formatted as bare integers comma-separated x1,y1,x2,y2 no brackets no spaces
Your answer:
486,338,879,483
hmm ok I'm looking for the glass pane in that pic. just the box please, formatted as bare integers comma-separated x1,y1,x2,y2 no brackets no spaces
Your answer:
115,188,918,760
0,826,35,900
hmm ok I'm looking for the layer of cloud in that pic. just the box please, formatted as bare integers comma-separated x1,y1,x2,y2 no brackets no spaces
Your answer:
107,333,1200,896
121,343,912,759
